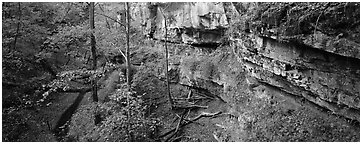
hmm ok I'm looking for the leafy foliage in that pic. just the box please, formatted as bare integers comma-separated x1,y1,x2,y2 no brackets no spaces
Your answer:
2,2,93,110
2,2,56,82
2,2,154,142
67,73,161,142
52,2,89,26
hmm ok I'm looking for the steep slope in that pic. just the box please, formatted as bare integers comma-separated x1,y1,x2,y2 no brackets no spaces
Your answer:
130,2,359,141
133,2,359,122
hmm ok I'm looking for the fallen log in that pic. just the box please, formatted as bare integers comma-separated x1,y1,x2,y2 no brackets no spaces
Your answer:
165,109,187,142
175,111,205,126
190,111,222,121
171,136,190,142
194,90,226,103
173,104,208,109
179,84,227,103
159,111,222,140
59,87,92,93
173,96,213,101
2,81,23,87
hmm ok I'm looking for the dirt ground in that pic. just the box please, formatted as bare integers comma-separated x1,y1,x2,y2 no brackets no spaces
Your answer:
141,77,359,142
2,68,120,142
134,44,359,142
3,40,359,142
2,92,80,142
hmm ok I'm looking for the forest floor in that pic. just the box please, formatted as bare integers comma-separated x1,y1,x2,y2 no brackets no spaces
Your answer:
2,92,79,141
53,69,121,141
137,74,360,142
131,41,359,142
145,84,231,142
131,43,234,141
3,41,359,142
2,69,120,142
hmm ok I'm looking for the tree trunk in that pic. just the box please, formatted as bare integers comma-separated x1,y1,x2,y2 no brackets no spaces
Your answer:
126,3,131,89
163,11,174,108
89,2,98,102
126,2,132,141
13,2,22,50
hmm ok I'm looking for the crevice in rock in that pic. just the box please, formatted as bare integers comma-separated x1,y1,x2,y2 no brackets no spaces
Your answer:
149,37,220,53
240,56,359,120
149,37,184,45
292,40,360,65
260,37,360,76
190,43,220,49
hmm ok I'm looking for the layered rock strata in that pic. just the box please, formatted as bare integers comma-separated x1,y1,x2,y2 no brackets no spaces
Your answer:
232,34,359,121
133,2,229,44
134,2,360,121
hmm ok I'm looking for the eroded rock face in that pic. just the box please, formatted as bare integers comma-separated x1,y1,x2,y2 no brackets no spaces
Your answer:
228,2,360,121
133,2,229,44
171,2,360,122
238,2,360,59
133,2,360,121
302,31,360,59
176,44,359,141
133,2,359,57
231,34,359,121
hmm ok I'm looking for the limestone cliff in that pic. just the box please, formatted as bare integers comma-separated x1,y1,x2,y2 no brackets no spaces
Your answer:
133,2,229,44
134,2,360,122
229,2,360,121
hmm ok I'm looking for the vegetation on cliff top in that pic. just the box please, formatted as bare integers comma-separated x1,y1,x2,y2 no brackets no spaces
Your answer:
233,2,359,43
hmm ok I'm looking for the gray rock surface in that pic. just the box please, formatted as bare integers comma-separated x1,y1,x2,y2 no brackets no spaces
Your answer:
133,2,360,121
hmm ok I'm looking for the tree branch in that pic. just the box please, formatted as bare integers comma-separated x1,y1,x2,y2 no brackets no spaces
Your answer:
119,48,127,63
165,109,187,141
94,12,125,28
97,3,111,29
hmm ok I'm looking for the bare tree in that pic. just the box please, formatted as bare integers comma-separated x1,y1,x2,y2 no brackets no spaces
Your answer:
89,2,98,102
13,3,21,50
125,2,132,141
159,5,174,108
126,3,131,89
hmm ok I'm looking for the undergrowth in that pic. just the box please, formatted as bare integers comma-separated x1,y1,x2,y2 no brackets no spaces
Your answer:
67,73,161,142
